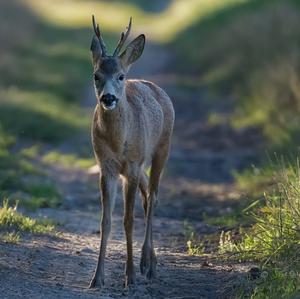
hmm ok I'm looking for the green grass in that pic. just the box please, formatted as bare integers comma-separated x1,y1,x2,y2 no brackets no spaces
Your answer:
0,135,62,210
218,161,300,298
22,197,60,211
0,199,54,242
0,0,95,204
173,5,300,295
172,0,300,150
234,171,300,262
187,160,300,298
22,184,62,211
42,150,94,169
21,144,94,170
187,239,206,256
0,137,43,194
233,165,276,198
183,221,211,256
204,213,240,227
0,89,90,144
1,232,20,244
235,266,299,299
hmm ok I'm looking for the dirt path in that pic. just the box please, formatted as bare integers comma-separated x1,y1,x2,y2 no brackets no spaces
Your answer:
0,41,258,298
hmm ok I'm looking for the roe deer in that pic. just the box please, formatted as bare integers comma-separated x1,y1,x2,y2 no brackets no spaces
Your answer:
89,15,174,289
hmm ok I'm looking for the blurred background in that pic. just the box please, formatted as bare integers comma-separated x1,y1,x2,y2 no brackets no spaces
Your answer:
1,0,300,298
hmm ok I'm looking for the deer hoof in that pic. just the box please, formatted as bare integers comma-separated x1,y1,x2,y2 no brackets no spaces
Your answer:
89,275,104,289
146,265,156,280
125,273,136,287
140,247,157,279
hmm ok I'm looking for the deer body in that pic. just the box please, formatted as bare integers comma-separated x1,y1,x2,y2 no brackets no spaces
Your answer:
93,80,172,169
89,16,174,289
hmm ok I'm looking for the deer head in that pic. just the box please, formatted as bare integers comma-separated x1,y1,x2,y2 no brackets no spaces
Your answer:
90,15,145,111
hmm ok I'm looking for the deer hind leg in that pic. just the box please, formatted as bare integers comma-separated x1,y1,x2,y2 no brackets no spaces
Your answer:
139,171,148,217
140,145,169,280
123,165,140,287
89,172,117,289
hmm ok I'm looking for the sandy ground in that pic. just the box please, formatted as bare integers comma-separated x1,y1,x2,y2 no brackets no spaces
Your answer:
0,40,260,298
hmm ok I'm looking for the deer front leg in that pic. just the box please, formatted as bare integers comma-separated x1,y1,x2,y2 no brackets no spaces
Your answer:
89,173,117,289
140,191,157,280
123,166,140,287
140,148,168,279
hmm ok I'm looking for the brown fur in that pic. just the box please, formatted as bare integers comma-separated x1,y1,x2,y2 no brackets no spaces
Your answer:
89,19,174,289
92,80,174,169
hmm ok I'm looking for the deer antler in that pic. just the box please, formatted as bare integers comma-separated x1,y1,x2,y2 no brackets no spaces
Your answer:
113,17,132,56
92,15,107,57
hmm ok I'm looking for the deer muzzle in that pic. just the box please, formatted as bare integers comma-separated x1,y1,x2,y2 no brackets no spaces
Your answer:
100,93,119,110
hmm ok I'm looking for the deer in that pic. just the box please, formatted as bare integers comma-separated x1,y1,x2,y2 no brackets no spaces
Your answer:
88,15,175,289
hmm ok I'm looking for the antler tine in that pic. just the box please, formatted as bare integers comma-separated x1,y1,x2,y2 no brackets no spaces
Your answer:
92,15,107,57
113,17,132,56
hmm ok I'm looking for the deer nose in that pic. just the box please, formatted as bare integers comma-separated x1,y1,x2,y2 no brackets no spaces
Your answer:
100,94,118,106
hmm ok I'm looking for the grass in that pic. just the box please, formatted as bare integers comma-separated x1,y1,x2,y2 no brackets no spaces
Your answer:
21,144,94,170
22,184,62,211
42,151,94,169
0,0,92,142
172,0,300,150
1,232,20,244
0,89,89,143
0,199,54,243
233,165,276,199
187,239,206,256
241,268,300,299
0,0,93,205
0,1,298,297
0,135,62,210
172,3,300,295
185,150,300,296
0,199,54,233
24,0,248,42
234,167,300,262
22,197,61,211
183,221,211,256
216,161,300,298
204,214,239,227
0,128,42,194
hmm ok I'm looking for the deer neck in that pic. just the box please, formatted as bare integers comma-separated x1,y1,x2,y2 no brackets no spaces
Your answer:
97,95,130,150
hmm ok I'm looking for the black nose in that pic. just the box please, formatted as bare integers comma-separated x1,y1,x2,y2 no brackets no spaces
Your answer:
100,94,117,106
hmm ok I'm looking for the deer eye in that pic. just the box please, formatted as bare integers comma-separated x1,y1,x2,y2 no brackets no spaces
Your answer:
118,74,125,81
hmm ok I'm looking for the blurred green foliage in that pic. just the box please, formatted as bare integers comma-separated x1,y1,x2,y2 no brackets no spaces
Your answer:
0,0,95,208
42,150,94,169
173,0,300,150
172,1,300,297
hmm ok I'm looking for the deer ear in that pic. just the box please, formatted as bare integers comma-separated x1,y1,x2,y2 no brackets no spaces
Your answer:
90,35,102,65
119,34,145,69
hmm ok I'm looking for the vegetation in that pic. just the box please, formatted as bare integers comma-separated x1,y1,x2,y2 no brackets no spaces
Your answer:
1,0,299,297
0,200,54,243
221,163,300,298
0,136,62,210
187,161,300,298
173,0,300,150
42,151,94,169
173,1,300,297
1,231,20,244
24,0,244,42
0,0,93,209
